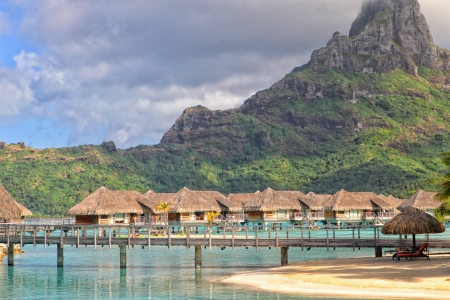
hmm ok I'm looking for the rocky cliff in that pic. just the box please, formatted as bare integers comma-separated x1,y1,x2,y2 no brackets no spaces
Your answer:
309,0,450,76
161,0,450,155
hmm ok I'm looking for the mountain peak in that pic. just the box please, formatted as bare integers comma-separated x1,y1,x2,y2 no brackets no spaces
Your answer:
308,0,449,75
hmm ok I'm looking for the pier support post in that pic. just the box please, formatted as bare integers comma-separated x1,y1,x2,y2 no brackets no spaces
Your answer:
8,243,14,266
281,246,289,266
195,245,202,268
120,244,127,268
57,243,64,267
375,246,382,258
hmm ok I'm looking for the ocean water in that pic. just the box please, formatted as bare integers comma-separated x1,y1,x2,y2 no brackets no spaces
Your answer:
0,243,391,300
0,224,422,300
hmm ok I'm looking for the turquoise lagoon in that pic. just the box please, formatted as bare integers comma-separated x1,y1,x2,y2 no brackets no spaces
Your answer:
0,225,406,299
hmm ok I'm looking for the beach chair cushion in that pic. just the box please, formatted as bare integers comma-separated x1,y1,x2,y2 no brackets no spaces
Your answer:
396,242,429,260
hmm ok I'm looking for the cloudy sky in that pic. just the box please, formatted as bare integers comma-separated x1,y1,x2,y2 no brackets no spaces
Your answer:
0,0,449,149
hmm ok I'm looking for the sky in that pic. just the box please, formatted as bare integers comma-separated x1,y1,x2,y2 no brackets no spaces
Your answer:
0,0,449,149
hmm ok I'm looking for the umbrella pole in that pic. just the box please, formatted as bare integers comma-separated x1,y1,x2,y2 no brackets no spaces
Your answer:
412,234,416,249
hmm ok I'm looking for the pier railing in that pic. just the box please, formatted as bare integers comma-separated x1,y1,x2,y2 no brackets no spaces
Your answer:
2,223,449,269
23,218,76,225
0,223,448,250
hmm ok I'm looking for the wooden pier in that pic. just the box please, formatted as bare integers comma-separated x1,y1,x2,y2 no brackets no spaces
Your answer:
1,224,449,268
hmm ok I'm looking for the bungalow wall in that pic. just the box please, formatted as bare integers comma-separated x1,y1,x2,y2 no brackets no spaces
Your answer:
75,215,96,225
168,213,177,222
246,211,262,219
263,211,274,219
177,212,206,222
90,213,132,225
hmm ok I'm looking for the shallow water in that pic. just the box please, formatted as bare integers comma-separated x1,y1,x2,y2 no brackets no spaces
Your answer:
0,242,395,300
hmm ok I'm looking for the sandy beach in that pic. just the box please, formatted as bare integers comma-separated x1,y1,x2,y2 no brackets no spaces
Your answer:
219,255,450,299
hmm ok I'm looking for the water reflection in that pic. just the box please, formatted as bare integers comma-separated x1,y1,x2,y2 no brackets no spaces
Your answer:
119,268,127,299
57,267,64,294
0,245,385,299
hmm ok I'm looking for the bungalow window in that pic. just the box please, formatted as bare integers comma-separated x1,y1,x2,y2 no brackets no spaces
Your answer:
115,213,124,223
100,215,108,220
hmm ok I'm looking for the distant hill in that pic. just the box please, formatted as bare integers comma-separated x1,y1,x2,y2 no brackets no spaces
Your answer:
1,0,449,216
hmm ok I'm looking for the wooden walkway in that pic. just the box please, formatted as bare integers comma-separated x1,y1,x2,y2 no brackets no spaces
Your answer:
1,224,449,268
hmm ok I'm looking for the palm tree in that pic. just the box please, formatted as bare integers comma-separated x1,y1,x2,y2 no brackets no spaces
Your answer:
155,202,171,226
206,211,220,249
435,152,450,221
206,211,220,226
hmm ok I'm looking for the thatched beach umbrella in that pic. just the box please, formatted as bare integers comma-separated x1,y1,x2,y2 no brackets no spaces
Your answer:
381,207,445,248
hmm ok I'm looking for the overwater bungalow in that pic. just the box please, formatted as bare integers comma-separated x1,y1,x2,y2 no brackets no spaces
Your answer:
113,190,153,224
283,191,323,223
322,189,397,225
377,194,403,219
398,190,442,215
0,184,32,223
163,187,219,225
243,188,302,225
137,190,176,225
68,187,150,225
195,191,245,222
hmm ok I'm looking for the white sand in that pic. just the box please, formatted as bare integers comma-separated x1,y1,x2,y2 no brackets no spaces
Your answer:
219,255,450,299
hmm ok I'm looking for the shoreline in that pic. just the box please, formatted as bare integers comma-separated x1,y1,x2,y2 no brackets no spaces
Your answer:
218,255,450,299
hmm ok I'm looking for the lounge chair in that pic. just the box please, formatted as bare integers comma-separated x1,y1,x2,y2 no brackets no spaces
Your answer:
395,242,429,260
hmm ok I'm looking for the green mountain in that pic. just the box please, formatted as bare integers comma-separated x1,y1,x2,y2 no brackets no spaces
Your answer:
1,0,450,216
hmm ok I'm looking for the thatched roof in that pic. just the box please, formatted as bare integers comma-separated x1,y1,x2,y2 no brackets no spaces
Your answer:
14,201,33,217
68,186,144,215
381,207,445,235
306,192,332,205
195,191,243,212
228,191,261,206
112,190,152,213
369,196,394,210
138,192,176,212
279,191,323,210
323,189,396,211
377,194,403,209
168,187,219,213
144,190,154,197
398,190,442,211
0,184,25,221
243,187,301,211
